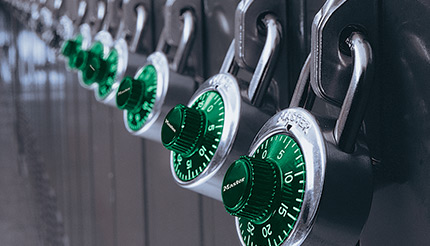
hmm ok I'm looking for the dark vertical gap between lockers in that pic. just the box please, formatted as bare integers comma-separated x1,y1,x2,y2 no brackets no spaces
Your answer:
61,71,69,245
141,138,150,246
63,54,73,246
287,0,308,101
72,65,81,246
87,91,97,246
75,78,84,246
77,86,95,246
108,107,119,246
53,55,65,246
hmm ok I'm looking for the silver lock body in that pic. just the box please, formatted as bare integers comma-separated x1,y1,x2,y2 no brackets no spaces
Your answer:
234,107,372,246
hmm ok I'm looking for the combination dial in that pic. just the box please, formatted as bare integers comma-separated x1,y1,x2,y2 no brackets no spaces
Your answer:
162,91,224,181
61,34,83,69
222,134,306,246
161,73,270,200
117,64,157,131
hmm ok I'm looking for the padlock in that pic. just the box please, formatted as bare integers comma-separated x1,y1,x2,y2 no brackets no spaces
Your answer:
76,0,150,106
160,12,282,200
221,31,374,246
73,29,113,91
114,0,198,141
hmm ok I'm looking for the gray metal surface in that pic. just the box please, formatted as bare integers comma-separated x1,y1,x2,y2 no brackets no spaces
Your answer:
360,0,430,245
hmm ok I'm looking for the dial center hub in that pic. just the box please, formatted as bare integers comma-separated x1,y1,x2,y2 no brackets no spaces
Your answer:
223,134,306,246
162,104,206,157
163,91,225,182
222,156,278,223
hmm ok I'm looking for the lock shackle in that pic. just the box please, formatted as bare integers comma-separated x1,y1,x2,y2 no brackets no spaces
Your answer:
247,14,282,106
335,31,373,153
289,53,315,110
290,32,373,153
76,1,87,26
219,40,239,75
96,0,107,31
156,9,196,74
115,3,147,53
129,4,147,53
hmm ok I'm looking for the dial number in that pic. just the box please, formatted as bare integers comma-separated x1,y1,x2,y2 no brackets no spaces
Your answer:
239,134,306,246
173,91,224,181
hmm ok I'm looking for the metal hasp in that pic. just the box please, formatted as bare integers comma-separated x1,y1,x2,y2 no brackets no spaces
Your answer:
223,31,374,245
311,0,378,106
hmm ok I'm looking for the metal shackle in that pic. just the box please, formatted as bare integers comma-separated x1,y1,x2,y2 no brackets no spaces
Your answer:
291,31,373,153
247,14,281,106
156,9,195,74
101,0,124,37
220,14,281,107
76,0,88,26
334,31,374,153
114,1,147,53
129,4,147,53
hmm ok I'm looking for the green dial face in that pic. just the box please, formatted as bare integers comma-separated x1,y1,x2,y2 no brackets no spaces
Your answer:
162,91,224,182
61,34,83,69
223,134,306,246
96,48,118,99
77,41,104,86
116,65,157,131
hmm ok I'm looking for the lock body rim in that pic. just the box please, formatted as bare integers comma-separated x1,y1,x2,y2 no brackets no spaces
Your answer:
234,107,326,246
